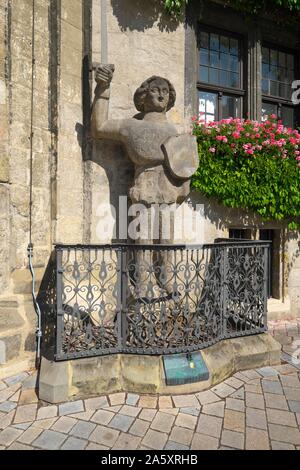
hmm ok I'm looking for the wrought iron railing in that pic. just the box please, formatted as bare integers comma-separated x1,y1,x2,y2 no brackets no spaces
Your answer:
51,241,270,361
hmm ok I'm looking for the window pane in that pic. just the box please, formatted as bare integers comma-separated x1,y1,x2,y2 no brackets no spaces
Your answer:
199,91,217,123
221,95,241,119
211,34,219,51
200,31,209,49
198,28,241,90
200,66,209,82
262,102,277,120
262,45,295,99
200,49,209,66
281,106,294,127
210,68,219,85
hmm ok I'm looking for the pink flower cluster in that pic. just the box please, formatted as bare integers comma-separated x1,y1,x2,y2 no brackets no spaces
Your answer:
193,115,300,167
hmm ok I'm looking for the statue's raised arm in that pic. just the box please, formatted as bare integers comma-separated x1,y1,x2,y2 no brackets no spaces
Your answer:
91,64,124,141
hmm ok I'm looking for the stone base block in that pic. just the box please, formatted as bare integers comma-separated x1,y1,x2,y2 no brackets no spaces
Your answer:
38,333,281,403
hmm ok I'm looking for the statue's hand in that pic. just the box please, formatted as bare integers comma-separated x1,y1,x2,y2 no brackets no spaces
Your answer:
95,64,115,87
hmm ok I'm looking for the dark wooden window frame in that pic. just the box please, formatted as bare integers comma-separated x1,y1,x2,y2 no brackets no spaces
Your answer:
197,24,246,121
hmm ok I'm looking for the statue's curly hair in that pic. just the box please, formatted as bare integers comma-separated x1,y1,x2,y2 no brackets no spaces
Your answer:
134,76,176,113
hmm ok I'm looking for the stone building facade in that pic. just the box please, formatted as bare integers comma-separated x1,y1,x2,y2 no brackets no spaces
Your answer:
0,0,299,377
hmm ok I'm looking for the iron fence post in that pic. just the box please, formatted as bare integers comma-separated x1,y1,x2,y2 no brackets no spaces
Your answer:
263,244,269,330
55,247,64,360
121,246,128,350
221,245,229,339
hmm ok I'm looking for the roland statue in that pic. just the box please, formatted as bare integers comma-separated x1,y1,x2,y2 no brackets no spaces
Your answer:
91,64,198,298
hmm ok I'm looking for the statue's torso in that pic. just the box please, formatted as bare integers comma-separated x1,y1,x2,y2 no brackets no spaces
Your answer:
121,118,190,204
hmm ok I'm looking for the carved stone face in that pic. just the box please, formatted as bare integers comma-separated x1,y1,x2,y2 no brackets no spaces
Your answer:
143,78,170,113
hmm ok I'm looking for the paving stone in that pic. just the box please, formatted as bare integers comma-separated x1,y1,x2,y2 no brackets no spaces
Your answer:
51,416,77,434
246,392,265,409
22,375,38,391
0,427,23,446
69,411,95,421
288,401,300,413
246,408,267,430
113,432,141,450
224,377,244,389
0,385,21,403
196,390,220,405
33,430,67,450
61,437,88,450
120,405,141,417
84,396,108,410
103,406,122,413
151,412,175,433
37,406,58,421
108,414,135,432
262,379,283,395
264,393,288,410
7,442,33,450
129,418,150,437
17,426,42,444
174,412,197,430
296,412,300,425
14,404,37,424
4,373,28,387
86,443,110,450
89,425,119,447
196,414,223,438
221,429,244,449
139,409,157,422
9,391,21,402
212,383,235,398
0,401,17,413
271,441,296,450
33,418,58,430
180,407,201,417
202,401,225,418
226,398,245,412
0,381,6,391
172,394,199,408
230,388,245,400
242,370,261,381
162,408,179,416
109,393,126,406
91,409,114,425
273,364,298,375
126,394,140,406
269,424,300,445
12,423,32,431
158,396,173,409
19,389,38,405
169,426,193,446
70,421,96,439
138,396,158,409
280,375,300,389
165,440,189,451
245,428,270,450
0,410,14,430
224,409,245,432
58,401,84,416
266,408,297,427
142,429,168,450
233,372,248,383
284,387,300,401
191,433,219,450
257,367,279,377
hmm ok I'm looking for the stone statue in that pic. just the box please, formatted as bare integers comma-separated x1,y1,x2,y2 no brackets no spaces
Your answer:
91,64,198,298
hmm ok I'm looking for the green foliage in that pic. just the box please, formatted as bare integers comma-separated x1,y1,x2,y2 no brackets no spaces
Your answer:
164,0,300,16
191,117,300,229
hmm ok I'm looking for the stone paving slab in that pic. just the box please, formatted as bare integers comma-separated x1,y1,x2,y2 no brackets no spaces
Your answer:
0,320,300,451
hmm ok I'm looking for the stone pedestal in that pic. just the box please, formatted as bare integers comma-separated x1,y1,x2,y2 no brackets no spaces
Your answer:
38,333,281,403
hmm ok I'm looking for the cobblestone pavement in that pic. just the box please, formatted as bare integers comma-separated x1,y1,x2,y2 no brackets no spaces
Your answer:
0,320,300,451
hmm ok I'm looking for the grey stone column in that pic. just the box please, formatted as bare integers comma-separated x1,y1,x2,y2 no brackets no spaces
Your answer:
247,25,262,121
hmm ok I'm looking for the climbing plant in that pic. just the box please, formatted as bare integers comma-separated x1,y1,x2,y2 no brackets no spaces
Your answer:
191,116,300,229
164,0,300,17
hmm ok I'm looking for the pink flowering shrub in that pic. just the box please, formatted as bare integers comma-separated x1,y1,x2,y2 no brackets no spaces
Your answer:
191,116,300,229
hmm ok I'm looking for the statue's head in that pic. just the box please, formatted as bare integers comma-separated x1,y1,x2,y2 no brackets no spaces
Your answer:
134,76,176,114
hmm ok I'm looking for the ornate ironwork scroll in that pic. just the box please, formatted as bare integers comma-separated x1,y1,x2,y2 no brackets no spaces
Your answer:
53,242,269,360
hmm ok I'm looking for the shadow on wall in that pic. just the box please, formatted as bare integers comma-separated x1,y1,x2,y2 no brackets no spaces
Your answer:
111,0,183,32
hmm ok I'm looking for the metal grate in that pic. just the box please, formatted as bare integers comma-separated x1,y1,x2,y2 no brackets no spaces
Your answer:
52,242,269,361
